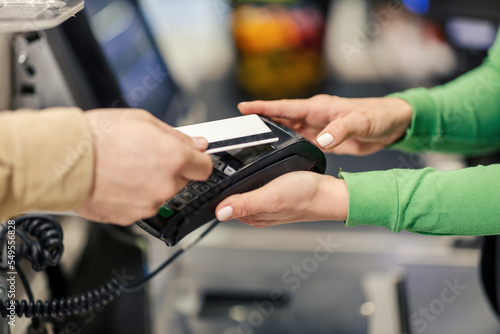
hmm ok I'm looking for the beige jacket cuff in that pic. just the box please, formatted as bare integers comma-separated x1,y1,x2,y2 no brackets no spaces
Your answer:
0,108,94,220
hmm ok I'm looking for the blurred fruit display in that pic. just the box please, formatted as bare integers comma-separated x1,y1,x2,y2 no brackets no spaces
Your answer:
231,0,327,99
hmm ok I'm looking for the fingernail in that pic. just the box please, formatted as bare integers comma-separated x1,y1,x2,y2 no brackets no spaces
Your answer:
317,133,334,147
216,206,233,221
238,102,248,107
192,137,208,150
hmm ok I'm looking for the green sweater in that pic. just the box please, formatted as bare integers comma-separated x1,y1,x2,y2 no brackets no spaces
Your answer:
341,30,500,236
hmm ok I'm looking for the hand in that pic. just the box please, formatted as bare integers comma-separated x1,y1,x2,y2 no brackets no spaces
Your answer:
239,95,412,155
75,109,212,226
215,172,348,228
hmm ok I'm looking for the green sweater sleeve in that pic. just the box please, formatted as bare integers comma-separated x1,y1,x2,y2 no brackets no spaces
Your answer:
341,165,500,236
340,30,500,236
389,29,500,155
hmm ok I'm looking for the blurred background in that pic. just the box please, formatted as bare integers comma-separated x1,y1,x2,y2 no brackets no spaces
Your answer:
6,0,500,333
135,1,500,332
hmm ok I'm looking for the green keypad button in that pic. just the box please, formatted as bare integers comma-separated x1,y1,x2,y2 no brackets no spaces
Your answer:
158,206,174,218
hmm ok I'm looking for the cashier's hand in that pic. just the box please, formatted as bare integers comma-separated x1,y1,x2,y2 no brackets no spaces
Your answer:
215,172,348,227
239,95,413,155
75,109,212,226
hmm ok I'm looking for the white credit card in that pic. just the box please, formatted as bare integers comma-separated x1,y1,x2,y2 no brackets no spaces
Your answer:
177,115,279,154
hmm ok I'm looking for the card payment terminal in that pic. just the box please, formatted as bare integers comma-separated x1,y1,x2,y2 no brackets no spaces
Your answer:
136,117,327,246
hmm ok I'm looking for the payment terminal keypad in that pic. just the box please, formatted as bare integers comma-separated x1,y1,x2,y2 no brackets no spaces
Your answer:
157,156,230,219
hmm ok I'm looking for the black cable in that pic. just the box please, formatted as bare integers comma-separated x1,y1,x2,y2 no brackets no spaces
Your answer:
14,215,64,272
124,218,220,293
15,262,42,329
0,215,59,327
15,263,34,304
0,215,220,318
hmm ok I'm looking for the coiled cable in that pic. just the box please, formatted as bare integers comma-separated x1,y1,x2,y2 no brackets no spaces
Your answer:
14,215,63,272
0,215,220,318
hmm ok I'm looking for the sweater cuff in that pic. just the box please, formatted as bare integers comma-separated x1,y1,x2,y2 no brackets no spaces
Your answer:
387,88,439,152
0,108,94,218
340,170,400,232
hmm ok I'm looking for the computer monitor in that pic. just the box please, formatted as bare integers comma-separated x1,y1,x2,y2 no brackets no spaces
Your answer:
56,0,181,123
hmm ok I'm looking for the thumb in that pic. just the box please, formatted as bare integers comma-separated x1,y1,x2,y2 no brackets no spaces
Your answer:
316,112,367,149
216,190,269,221
191,137,209,151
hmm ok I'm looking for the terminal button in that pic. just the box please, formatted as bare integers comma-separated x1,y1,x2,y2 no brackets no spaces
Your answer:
158,206,174,218
169,198,186,210
180,189,197,203
213,161,226,172
208,173,223,185
223,166,237,176
192,183,210,194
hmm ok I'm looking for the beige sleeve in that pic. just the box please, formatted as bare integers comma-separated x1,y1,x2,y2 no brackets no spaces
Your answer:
0,108,94,220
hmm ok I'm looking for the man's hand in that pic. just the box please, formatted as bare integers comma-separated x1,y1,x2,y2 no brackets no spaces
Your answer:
75,109,212,226
215,172,348,227
239,95,413,155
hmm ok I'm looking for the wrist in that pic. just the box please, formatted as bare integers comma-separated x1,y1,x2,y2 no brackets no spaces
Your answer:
317,175,349,221
391,97,413,125
82,112,98,200
384,97,413,145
